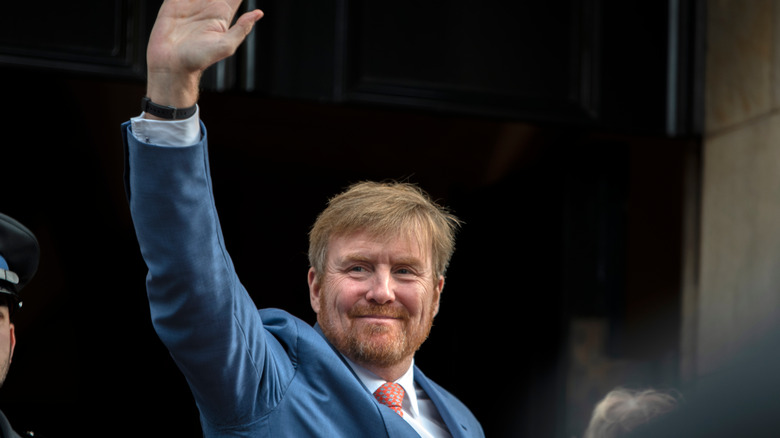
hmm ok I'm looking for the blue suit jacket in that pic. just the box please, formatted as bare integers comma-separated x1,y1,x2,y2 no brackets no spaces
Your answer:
121,122,484,437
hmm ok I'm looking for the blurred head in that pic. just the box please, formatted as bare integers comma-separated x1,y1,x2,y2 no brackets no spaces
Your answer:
584,388,681,438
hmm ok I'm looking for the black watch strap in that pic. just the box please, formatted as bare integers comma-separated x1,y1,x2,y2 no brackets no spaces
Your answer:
141,97,197,120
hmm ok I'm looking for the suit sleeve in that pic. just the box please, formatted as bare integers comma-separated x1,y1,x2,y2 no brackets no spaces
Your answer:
121,121,295,428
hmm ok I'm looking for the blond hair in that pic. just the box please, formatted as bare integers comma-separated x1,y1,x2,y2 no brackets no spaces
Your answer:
583,388,681,438
308,181,460,281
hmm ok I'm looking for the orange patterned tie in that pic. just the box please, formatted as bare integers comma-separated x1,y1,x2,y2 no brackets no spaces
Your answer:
374,382,405,417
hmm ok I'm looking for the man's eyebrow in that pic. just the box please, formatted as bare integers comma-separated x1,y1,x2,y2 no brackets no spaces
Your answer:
391,256,425,267
335,253,373,266
337,253,425,267
341,253,371,262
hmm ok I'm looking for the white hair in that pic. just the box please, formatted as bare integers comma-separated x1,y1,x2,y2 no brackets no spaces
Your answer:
583,387,681,438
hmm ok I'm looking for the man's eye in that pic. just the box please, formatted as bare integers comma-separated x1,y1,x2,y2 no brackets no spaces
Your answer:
349,266,366,272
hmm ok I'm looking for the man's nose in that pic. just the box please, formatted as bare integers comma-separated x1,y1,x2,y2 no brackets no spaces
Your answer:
365,269,395,304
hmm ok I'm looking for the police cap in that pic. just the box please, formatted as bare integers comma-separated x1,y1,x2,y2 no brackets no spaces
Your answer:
0,213,39,308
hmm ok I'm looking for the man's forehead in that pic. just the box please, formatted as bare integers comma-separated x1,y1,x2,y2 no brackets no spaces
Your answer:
329,230,431,261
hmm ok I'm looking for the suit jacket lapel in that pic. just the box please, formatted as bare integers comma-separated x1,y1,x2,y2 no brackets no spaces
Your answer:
414,367,469,438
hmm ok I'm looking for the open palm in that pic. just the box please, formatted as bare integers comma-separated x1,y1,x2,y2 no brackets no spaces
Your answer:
145,0,263,107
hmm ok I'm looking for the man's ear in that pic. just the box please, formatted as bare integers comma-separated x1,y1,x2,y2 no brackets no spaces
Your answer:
433,275,444,317
308,268,321,314
8,323,15,364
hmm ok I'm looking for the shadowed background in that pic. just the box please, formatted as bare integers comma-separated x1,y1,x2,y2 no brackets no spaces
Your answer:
0,1,708,437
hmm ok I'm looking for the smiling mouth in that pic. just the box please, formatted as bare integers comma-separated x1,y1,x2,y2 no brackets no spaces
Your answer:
348,304,407,321
356,315,399,321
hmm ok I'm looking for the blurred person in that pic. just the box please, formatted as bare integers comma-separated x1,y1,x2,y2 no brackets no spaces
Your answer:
630,326,780,438
583,387,681,438
0,213,39,438
120,0,484,436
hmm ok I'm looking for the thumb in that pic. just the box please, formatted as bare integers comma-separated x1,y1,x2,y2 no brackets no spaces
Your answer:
225,9,264,48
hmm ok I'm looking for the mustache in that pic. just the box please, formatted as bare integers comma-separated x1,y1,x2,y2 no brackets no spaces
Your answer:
348,304,409,319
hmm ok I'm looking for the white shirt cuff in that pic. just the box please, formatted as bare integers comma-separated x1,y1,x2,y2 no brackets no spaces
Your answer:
130,106,201,147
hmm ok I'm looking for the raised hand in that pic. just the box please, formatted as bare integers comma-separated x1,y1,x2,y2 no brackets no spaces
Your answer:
145,0,264,110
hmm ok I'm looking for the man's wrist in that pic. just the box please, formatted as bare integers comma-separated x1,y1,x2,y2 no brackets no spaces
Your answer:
141,97,198,120
144,70,201,120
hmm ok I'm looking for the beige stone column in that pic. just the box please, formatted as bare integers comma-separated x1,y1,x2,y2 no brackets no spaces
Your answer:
691,0,780,377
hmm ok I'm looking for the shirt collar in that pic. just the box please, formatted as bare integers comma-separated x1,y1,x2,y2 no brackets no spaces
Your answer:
343,356,420,418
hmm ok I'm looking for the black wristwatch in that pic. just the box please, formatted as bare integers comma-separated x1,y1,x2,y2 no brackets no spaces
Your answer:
141,97,197,120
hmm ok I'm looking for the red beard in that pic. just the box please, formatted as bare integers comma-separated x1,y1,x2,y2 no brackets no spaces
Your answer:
320,300,434,368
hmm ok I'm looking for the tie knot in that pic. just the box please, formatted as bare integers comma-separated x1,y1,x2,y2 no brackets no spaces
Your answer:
373,382,405,417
